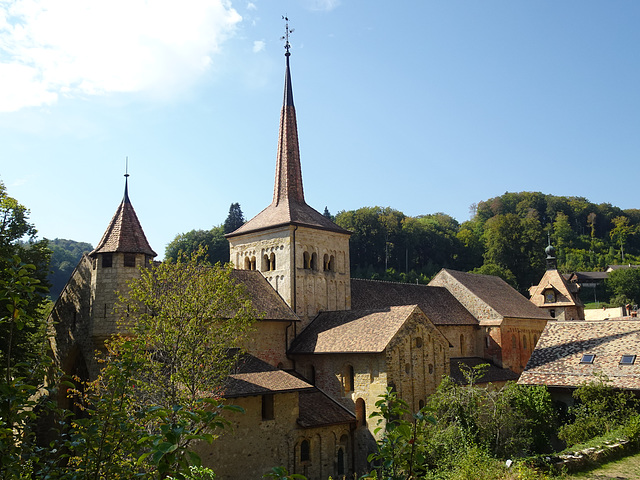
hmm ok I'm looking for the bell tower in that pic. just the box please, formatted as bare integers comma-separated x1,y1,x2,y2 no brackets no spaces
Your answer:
226,23,351,327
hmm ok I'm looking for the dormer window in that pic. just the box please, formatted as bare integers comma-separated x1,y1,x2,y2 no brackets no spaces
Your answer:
580,354,595,364
543,288,556,304
620,355,636,365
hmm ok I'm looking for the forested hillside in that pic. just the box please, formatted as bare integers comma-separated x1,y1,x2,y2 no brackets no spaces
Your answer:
48,238,93,299
334,192,640,293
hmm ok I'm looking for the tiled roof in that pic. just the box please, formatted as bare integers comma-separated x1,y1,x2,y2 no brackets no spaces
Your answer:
449,357,519,385
230,270,299,322
529,269,584,308
289,305,420,354
351,279,477,326
297,390,356,428
432,269,549,320
223,354,313,398
90,180,156,257
518,320,640,390
226,53,349,238
570,271,608,283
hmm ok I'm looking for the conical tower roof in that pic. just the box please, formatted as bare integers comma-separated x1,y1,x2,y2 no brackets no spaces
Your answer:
227,46,349,238
90,176,157,257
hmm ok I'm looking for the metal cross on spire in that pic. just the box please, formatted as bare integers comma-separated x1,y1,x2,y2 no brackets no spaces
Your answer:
281,15,294,56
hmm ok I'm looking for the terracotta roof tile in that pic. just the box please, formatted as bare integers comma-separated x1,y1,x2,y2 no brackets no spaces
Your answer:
297,390,356,428
351,279,477,326
226,54,349,238
529,269,584,308
289,305,419,354
230,270,298,322
90,183,156,257
519,320,640,390
224,354,313,398
432,269,549,320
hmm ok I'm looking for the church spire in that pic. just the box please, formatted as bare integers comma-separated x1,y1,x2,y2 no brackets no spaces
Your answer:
273,17,304,206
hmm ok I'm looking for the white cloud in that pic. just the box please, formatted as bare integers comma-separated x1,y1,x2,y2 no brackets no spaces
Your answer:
247,2,257,11
0,0,242,112
252,40,265,53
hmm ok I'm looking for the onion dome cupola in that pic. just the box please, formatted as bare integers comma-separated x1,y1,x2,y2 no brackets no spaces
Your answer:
545,234,557,270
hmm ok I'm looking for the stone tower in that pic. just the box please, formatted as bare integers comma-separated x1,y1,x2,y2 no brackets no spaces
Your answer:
88,174,157,343
226,46,351,327
50,174,157,383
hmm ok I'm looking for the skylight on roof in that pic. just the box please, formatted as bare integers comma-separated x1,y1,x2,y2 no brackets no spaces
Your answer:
620,355,636,365
580,354,595,364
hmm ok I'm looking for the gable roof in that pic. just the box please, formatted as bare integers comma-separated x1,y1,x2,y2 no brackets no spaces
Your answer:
519,320,640,390
289,305,423,354
298,390,356,428
90,178,157,257
223,354,313,398
430,269,549,320
529,269,583,308
351,278,478,326
226,50,349,238
230,270,299,322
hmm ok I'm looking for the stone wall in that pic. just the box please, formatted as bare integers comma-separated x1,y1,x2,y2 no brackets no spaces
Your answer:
229,225,351,329
243,320,294,369
198,392,352,480
500,318,547,373
49,254,95,385
438,324,480,358
90,252,150,342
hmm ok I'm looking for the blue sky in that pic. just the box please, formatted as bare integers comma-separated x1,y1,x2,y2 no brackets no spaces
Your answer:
1,1,639,259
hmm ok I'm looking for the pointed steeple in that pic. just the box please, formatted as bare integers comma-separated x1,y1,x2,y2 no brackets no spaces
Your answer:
273,39,304,205
227,26,349,238
90,174,157,257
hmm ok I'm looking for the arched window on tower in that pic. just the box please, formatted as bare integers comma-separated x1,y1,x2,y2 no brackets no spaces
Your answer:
323,254,329,271
262,254,269,272
270,252,276,270
244,257,251,270
329,255,335,271
250,256,256,270
311,252,318,270
303,251,311,269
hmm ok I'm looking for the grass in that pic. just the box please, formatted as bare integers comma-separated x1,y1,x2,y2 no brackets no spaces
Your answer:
561,449,640,479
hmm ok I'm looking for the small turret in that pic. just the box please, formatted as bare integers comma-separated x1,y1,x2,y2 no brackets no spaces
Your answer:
89,173,156,342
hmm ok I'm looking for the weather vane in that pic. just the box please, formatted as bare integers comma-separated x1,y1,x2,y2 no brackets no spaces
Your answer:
125,156,129,179
281,15,294,56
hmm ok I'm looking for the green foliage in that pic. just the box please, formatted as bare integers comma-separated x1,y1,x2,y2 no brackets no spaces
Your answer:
366,379,559,479
0,181,52,380
558,374,639,446
605,267,640,305
47,238,93,299
165,226,230,266
0,256,63,480
61,250,258,478
364,387,436,479
223,203,245,234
